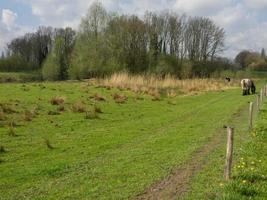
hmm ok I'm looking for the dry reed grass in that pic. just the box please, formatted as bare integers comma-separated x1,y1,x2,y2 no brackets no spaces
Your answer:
97,73,238,95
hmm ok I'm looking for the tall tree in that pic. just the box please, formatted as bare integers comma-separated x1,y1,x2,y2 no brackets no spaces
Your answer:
42,27,75,80
261,48,266,59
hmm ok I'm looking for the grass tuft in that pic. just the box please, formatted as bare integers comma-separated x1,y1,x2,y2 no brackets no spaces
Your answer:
72,101,87,113
57,105,65,112
0,108,6,121
94,105,103,113
85,110,99,119
112,93,128,104
0,103,17,114
23,109,37,122
44,138,54,149
8,121,17,137
0,145,6,153
149,89,161,101
167,89,177,98
90,93,106,101
50,96,65,105
48,111,61,115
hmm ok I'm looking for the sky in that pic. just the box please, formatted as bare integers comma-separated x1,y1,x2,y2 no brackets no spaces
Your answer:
1,0,267,58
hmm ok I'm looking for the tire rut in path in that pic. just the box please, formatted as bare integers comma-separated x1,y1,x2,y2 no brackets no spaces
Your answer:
135,104,247,200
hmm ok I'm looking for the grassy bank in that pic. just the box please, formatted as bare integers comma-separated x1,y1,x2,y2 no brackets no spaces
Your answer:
0,72,42,83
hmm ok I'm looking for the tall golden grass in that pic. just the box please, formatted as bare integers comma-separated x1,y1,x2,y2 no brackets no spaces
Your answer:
97,73,238,95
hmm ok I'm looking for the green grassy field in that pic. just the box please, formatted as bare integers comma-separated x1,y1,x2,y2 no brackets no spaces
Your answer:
0,80,265,199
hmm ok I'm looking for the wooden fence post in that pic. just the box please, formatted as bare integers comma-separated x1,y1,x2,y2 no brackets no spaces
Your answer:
249,102,254,130
257,95,260,112
225,127,234,181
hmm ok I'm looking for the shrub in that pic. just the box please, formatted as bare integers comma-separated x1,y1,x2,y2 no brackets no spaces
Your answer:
0,55,34,72
153,55,178,75
180,61,193,78
42,55,60,81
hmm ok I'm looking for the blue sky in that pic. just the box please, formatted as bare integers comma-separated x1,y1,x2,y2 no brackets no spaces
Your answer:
1,0,267,58
0,0,40,26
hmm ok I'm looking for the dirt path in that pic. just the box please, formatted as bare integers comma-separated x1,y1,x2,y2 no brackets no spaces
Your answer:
135,104,248,200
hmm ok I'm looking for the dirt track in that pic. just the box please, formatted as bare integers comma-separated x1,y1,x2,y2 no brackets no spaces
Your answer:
135,105,247,200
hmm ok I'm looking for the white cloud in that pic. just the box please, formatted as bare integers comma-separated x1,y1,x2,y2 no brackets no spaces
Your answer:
2,9,18,27
174,0,232,16
22,0,176,28
209,3,267,58
0,9,32,53
244,0,267,10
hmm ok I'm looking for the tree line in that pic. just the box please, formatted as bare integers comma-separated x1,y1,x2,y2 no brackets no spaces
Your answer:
0,1,237,80
235,48,267,71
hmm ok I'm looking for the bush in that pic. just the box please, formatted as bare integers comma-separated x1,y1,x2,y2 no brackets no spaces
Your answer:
180,61,193,78
42,55,60,81
153,55,179,76
69,36,121,79
0,55,35,72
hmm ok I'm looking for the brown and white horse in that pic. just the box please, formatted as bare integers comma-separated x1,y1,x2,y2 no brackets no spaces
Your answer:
241,79,256,95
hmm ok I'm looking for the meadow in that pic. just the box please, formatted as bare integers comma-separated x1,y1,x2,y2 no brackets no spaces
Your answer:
0,77,265,199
